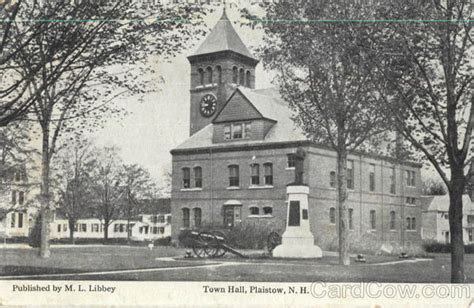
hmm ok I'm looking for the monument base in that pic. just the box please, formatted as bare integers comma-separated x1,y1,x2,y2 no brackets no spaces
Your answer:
272,227,322,259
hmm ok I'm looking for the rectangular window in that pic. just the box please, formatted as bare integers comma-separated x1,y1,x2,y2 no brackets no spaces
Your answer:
92,224,99,232
57,224,61,232
405,197,416,206
250,164,260,185
10,212,15,228
468,215,474,224
18,212,23,228
114,224,119,233
244,122,251,139
81,224,87,232
11,191,16,204
232,123,243,139
63,224,68,232
229,165,240,187
287,154,296,168
406,170,416,187
182,168,190,189
329,207,336,224
329,171,336,188
390,167,396,194
158,215,165,223
18,192,24,205
369,164,376,191
194,208,202,228
74,224,78,232
469,230,473,242
347,160,354,190
224,125,231,140
194,167,202,188
15,172,21,182
390,211,396,230
182,208,190,228
370,210,376,230
264,163,273,185
348,208,354,230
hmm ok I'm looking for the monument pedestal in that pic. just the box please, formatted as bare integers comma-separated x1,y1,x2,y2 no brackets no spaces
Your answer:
272,185,322,259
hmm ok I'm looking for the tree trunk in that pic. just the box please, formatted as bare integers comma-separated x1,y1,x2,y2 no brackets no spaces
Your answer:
449,167,465,283
336,149,350,265
103,219,109,242
68,220,75,245
39,125,51,258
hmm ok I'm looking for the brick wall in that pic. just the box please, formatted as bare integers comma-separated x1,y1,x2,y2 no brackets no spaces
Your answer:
171,144,423,251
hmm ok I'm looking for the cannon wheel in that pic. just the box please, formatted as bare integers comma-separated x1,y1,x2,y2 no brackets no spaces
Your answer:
267,231,281,253
201,231,220,258
212,230,227,258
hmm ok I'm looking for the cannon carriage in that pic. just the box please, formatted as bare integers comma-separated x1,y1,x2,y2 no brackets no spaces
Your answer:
183,229,282,259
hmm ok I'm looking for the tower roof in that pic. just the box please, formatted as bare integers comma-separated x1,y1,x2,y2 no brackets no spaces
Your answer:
190,10,257,61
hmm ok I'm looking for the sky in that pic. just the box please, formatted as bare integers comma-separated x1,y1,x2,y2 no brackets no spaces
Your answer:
91,6,274,187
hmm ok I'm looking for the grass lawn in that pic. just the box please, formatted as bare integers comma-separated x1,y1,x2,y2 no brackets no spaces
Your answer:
0,246,189,276
0,246,470,282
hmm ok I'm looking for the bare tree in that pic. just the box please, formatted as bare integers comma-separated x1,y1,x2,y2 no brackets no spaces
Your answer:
89,146,123,241
8,0,206,257
247,1,389,265
364,0,473,282
53,137,95,244
121,164,156,242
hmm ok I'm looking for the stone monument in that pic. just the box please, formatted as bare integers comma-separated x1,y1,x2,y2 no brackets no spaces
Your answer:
272,148,322,258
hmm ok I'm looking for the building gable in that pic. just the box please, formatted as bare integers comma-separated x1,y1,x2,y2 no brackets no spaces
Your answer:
213,89,264,123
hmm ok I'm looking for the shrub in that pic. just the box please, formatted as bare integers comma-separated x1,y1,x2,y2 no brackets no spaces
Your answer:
28,213,42,248
423,240,474,254
177,223,282,250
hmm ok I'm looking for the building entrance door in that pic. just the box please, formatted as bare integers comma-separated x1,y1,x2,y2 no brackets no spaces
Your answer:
224,205,241,228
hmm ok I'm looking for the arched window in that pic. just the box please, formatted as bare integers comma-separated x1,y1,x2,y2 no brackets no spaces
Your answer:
206,66,213,84
194,166,202,188
198,68,204,86
182,208,190,228
246,70,251,87
193,208,201,228
239,68,245,85
348,208,354,230
370,210,376,230
250,164,260,185
249,207,259,215
390,211,396,230
329,207,336,224
264,163,273,185
182,168,190,188
216,66,222,83
232,67,238,83
228,165,239,187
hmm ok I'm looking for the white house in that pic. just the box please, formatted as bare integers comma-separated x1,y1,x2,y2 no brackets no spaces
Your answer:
421,194,474,244
49,199,172,242
0,170,37,239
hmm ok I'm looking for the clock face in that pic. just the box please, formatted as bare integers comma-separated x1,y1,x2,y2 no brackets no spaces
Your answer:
200,94,217,117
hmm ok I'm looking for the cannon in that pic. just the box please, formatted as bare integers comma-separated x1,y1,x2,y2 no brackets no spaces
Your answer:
183,230,281,259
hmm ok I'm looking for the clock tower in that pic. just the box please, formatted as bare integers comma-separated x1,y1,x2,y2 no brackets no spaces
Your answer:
187,9,259,136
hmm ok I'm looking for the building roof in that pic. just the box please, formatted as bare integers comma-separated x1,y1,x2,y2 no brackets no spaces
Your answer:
421,194,474,214
172,87,422,168
190,10,257,61
174,87,307,151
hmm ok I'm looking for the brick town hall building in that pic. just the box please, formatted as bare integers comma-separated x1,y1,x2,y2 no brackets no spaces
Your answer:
170,11,423,251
